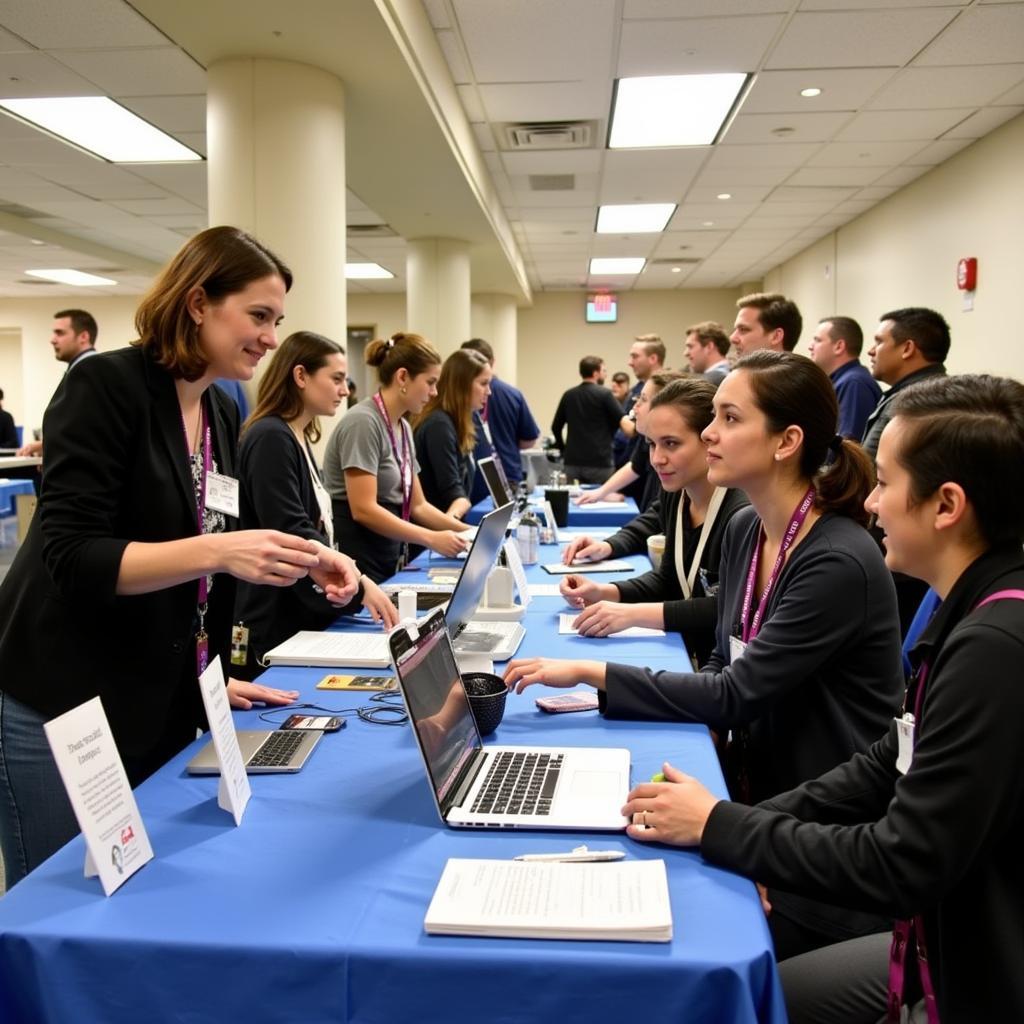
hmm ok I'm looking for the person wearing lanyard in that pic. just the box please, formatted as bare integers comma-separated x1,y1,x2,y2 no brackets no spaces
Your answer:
413,348,493,519
232,331,400,680
0,227,361,886
323,332,472,584
505,350,903,960
620,373,1024,1023
560,377,749,667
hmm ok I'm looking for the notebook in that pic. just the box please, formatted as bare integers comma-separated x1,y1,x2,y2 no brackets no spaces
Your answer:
389,608,629,831
186,729,321,775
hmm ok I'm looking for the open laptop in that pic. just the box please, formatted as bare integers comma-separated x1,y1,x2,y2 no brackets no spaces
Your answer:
186,729,322,775
478,455,514,508
389,608,629,830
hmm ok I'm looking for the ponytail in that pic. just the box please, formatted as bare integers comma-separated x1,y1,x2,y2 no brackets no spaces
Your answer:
815,438,874,527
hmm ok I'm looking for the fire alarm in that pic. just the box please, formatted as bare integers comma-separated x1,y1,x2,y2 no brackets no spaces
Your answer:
956,257,977,291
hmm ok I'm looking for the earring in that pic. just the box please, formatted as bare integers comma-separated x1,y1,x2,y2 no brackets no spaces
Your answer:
774,453,782,461
401,385,408,396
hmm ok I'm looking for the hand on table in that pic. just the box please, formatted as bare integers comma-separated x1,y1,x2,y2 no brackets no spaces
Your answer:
572,600,641,637
621,762,720,847
503,658,605,694
227,678,300,710
576,491,624,505
361,576,400,628
561,536,612,565
430,530,470,559
559,574,606,608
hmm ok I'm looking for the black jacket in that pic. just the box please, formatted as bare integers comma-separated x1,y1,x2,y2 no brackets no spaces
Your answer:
233,417,360,679
702,545,1024,1021
414,409,473,511
613,488,748,666
0,346,239,782
0,408,18,448
605,499,663,557
551,382,623,468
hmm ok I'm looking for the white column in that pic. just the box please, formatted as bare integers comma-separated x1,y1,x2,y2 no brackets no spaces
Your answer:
470,293,519,383
206,58,347,350
405,238,471,356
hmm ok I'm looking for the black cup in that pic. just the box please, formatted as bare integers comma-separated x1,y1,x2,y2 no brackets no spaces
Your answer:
544,487,570,528
461,672,508,736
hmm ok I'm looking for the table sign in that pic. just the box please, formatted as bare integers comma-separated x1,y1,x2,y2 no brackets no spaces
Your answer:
502,538,531,610
44,697,154,896
196,656,251,825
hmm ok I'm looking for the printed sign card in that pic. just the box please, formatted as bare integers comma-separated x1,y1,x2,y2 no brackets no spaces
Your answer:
196,656,251,825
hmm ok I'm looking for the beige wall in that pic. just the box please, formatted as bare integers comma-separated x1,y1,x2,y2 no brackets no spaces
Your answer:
517,288,743,432
764,111,1024,380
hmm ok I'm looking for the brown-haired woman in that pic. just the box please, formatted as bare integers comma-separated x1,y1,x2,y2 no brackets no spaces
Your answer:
233,331,399,679
505,350,904,959
413,348,492,519
323,333,472,583
0,226,359,886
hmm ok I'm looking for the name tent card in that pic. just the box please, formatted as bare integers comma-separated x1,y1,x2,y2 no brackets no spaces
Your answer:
197,656,251,825
44,697,154,896
502,538,531,610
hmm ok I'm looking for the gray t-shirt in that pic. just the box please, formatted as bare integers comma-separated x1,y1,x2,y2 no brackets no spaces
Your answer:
323,397,420,507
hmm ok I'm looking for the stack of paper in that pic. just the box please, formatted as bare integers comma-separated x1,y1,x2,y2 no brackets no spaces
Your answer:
424,858,672,942
558,614,665,638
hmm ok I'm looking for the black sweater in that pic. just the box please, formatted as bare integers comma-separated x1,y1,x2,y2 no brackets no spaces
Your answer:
413,409,472,511
702,545,1024,1021
613,487,748,666
551,382,624,468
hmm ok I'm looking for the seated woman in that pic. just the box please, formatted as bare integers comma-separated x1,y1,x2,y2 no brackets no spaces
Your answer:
506,351,904,960
560,377,748,666
621,374,1024,1023
413,348,492,520
233,331,399,679
323,333,472,583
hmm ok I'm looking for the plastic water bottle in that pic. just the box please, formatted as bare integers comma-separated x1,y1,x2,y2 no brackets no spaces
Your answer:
516,509,540,565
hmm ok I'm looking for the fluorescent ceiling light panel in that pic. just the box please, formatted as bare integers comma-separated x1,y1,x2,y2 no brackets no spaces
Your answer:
0,97,202,163
596,204,676,234
589,258,646,275
25,268,117,286
346,262,394,279
609,74,749,149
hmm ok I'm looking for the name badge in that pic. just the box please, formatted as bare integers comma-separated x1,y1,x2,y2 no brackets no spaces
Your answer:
895,714,915,775
206,472,240,518
729,634,747,664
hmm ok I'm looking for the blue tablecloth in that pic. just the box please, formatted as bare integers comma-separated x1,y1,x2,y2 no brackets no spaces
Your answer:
0,478,34,516
466,493,639,528
0,556,785,1024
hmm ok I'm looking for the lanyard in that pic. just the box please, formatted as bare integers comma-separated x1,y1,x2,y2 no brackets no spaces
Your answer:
182,402,212,676
300,436,335,548
372,391,412,521
739,486,815,644
674,487,727,600
887,586,1024,1024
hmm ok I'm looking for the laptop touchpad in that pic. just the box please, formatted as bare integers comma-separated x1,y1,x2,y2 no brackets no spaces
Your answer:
568,771,619,799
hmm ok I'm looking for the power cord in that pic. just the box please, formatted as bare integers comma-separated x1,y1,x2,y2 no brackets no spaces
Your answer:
256,690,408,727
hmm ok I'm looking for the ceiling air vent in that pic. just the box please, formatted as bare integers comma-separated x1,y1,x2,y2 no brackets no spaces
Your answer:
648,257,702,266
529,174,575,191
498,120,600,151
347,223,398,238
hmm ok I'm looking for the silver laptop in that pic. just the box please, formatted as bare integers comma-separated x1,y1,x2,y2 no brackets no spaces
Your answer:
389,609,629,830
186,729,321,775
479,455,514,508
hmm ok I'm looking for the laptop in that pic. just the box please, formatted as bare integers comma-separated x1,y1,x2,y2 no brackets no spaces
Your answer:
479,455,514,508
262,629,391,668
389,608,629,830
186,729,322,775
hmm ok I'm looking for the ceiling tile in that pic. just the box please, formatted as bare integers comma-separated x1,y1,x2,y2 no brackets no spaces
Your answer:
807,140,932,167
722,111,854,144
994,80,1024,106
769,184,858,202
652,229,730,257
870,164,932,189
799,0,968,8
0,26,32,51
942,105,1023,139
670,202,759,228
0,52,100,96
2,0,168,49
684,183,775,204
854,186,899,202
867,65,1024,111
916,5,1024,66
742,68,896,114
591,235,658,256
625,0,789,15
120,95,207,133
435,29,471,85
908,137,975,165
110,196,204,216
705,142,822,167
599,148,707,204
766,9,959,69
500,149,603,175
55,47,207,97
784,165,882,186
476,81,611,123
452,0,616,83
128,164,207,205
422,0,451,29
837,108,978,141
617,15,783,77
693,164,795,188
509,181,598,206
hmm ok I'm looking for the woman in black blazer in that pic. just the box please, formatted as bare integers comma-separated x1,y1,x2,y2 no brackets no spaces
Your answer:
560,377,748,666
0,227,360,887
233,331,398,679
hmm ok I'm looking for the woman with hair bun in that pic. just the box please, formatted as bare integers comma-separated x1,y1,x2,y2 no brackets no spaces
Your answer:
323,333,472,583
506,350,903,959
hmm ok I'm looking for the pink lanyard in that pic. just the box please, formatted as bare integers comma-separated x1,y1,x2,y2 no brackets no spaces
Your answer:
182,404,212,675
372,391,412,521
887,587,1024,1024
739,486,815,644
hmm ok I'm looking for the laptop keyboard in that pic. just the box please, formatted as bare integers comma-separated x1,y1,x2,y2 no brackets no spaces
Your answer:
457,620,522,652
248,730,305,768
470,751,563,816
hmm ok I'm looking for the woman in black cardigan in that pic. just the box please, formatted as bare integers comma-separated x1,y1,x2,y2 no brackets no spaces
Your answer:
233,331,398,679
560,377,748,666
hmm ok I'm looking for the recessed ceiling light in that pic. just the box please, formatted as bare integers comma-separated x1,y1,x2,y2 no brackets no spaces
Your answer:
609,73,749,148
25,268,117,286
596,203,676,234
671,267,682,274
346,262,394,279
589,257,646,275
702,221,715,227
800,87,822,98
0,96,202,163
716,193,732,200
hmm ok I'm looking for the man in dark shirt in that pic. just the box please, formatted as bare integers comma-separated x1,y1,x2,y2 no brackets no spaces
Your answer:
0,389,19,449
552,356,628,485
808,316,881,439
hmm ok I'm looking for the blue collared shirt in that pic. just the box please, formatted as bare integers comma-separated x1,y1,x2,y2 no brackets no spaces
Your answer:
831,360,882,440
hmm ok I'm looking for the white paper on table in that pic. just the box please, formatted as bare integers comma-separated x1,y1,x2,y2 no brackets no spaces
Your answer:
502,538,531,609
196,656,251,825
573,500,631,509
558,613,665,638
44,697,154,896
527,583,563,597
542,559,635,575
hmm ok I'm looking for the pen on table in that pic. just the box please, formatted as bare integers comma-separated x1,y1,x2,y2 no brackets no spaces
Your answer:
514,846,625,863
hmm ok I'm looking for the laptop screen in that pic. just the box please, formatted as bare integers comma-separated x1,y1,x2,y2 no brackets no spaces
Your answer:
478,456,512,507
444,500,514,635
391,612,480,806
